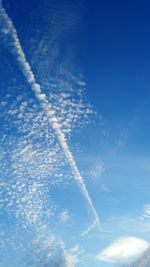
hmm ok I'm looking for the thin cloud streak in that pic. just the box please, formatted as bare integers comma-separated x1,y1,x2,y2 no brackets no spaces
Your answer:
0,1,100,230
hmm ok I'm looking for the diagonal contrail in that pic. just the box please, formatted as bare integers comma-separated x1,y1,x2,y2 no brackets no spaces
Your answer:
0,1,100,230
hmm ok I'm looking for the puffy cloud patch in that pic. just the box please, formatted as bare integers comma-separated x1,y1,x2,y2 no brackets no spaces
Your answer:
97,237,149,264
59,210,71,223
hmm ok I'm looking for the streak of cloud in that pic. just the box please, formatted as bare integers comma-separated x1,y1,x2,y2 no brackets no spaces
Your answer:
0,1,100,230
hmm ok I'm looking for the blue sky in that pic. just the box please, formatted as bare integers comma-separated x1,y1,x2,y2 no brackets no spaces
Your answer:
1,0,150,266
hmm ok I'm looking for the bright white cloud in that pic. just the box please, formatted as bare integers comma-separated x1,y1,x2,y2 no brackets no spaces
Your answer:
97,236,150,264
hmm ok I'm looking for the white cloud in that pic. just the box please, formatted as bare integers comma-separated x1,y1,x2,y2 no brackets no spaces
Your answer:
61,247,77,267
97,236,149,264
142,204,150,219
54,242,84,267
59,210,70,223
89,161,105,182
30,232,79,267
0,1,100,231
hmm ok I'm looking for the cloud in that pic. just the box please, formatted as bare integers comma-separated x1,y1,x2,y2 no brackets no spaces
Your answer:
50,242,84,267
141,204,150,220
81,219,102,236
89,161,105,183
0,0,100,232
40,245,76,267
59,210,71,223
127,248,150,267
97,237,149,264
29,232,79,267
58,246,77,267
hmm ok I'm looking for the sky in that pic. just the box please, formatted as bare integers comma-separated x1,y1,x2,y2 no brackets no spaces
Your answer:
1,0,150,267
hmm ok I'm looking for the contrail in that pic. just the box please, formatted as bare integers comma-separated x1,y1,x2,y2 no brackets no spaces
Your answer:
0,2,100,230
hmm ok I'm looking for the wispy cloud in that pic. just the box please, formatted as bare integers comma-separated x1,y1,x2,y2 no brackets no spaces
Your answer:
141,204,150,220
59,210,71,223
28,229,81,267
35,243,77,267
97,237,149,264
89,161,105,183
0,0,100,231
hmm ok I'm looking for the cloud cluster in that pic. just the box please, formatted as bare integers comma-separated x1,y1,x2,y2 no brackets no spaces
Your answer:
26,227,82,267
0,0,100,231
0,1,98,266
0,93,68,226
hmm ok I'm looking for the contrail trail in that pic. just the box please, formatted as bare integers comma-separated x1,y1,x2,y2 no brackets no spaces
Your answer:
0,2,100,230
